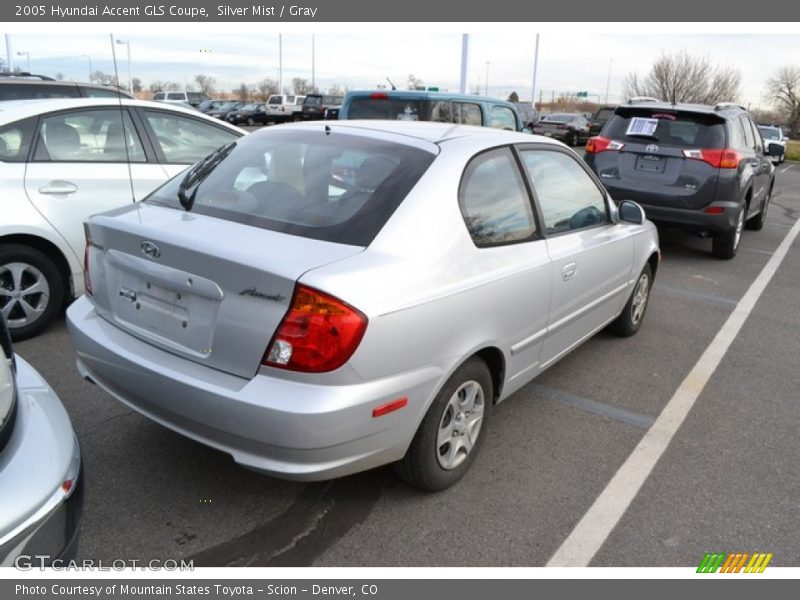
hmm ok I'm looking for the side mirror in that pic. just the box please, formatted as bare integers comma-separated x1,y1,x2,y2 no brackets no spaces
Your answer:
766,144,784,158
618,200,645,225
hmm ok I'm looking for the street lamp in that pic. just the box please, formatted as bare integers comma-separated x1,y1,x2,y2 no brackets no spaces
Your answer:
115,38,132,94
82,54,93,81
16,51,30,72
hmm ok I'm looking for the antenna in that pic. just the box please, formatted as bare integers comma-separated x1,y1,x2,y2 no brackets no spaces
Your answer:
385,77,397,91
110,34,136,205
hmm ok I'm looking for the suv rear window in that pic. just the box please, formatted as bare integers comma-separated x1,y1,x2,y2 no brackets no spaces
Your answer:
167,92,186,101
604,109,726,148
146,130,436,246
348,98,427,121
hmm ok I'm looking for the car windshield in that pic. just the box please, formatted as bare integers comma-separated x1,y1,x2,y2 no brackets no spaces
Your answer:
543,114,576,123
218,102,237,110
305,96,322,106
268,96,283,104
146,129,437,246
603,109,726,147
241,103,259,111
758,127,781,140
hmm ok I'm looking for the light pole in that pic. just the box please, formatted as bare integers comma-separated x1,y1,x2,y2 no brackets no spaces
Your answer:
531,34,540,108
115,38,132,94
311,34,315,91
82,54,92,81
16,51,30,72
278,34,283,95
604,59,613,104
485,61,490,97
459,34,470,95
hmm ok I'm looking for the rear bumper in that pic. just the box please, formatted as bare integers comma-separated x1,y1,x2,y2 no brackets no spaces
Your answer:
634,201,742,234
66,297,443,481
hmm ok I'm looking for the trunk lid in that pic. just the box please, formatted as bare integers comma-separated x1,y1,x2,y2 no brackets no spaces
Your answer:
86,204,364,379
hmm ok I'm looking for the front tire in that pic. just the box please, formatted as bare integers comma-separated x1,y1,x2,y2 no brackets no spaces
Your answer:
0,244,65,340
396,357,493,492
609,263,652,337
712,205,745,259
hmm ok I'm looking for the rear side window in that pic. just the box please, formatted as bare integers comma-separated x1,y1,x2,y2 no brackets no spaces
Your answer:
146,130,436,246
347,97,426,121
0,82,79,100
459,147,537,246
490,106,517,130
143,110,239,163
454,102,482,126
521,149,608,235
152,92,165,100
83,86,122,98
604,110,726,148
0,117,36,162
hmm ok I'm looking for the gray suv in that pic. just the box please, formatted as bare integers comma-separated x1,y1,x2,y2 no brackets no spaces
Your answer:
585,101,780,259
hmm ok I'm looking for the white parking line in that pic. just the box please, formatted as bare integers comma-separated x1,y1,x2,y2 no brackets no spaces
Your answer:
547,215,800,567
780,164,795,173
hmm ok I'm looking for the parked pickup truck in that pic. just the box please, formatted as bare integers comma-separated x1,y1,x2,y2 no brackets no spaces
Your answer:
265,94,306,123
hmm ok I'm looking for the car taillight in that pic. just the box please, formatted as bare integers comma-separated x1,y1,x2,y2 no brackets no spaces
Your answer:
682,148,741,169
263,285,367,373
586,136,625,153
83,243,93,297
370,92,388,99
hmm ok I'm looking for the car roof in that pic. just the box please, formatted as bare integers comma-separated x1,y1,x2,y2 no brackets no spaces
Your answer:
347,90,516,106
0,97,244,130
271,119,561,147
621,101,747,117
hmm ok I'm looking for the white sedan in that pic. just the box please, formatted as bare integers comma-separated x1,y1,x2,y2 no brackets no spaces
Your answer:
0,98,244,339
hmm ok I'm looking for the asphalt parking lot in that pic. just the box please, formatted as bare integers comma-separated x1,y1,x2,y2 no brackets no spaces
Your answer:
16,162,800,567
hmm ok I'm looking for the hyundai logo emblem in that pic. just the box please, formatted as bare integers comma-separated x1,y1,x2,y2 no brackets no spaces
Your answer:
645,144,659,153
140,241,161,259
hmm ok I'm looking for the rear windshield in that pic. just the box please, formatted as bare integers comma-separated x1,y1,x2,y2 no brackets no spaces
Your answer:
604,109,726,148
146,129,436,246
592,108,615,125
758,127,781,140
304,96,322,106
0,82,80,100
347,97,428,121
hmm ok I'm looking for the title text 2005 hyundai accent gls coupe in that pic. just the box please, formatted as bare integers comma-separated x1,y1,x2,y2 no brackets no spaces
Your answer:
67,121,659,491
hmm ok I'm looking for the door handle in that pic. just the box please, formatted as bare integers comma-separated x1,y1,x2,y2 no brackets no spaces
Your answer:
38,180,78,195
562,262,577,281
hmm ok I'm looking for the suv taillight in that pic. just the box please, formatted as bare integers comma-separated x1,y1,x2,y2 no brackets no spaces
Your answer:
263,285,367,373
83,243,93,297
586,136,624,153
682,148,741,169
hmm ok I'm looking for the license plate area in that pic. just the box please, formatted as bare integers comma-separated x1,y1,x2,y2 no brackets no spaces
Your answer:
106,251,222,358
635,155,665,173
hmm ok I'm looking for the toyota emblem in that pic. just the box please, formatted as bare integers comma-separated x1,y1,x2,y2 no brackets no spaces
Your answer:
140,241,161,259
645,144,659,153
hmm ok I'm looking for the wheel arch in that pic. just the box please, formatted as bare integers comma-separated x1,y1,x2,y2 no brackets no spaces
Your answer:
0,233,75,298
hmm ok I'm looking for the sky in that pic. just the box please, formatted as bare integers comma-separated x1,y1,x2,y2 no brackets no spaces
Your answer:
2,32,797,109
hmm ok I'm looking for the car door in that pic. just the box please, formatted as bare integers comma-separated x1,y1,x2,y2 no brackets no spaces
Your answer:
457,147,551,385
518,146,633,369
138,108,241,178
23,107,168,265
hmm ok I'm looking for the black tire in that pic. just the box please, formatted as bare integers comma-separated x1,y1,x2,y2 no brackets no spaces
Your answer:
0,244,65,340
570,131,579,147
712,204,745,259
608,263,652,337
246,117,255,126
396,357,493,492
746,185,772,231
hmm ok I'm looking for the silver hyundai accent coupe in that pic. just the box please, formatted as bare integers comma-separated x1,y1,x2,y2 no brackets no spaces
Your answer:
67,121,659,491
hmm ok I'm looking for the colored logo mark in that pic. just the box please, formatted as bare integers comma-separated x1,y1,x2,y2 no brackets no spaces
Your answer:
697,552,773,573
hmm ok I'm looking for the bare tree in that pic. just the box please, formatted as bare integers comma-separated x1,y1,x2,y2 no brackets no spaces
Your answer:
131,77,142,93
54,72,65,81
766,66,800,137
327,84,344,96
407,73,424,90
291,77,314,95
257,78,278,100
507,91,520,103
623,50,740,105
90,70,119,87
236,83,249,101
193,74,215,95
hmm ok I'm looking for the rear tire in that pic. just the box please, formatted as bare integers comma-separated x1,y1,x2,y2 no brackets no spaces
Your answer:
246,117,255,126
712,205,745,259
609,263,652,337
0,244,65,340
396,357,493,492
